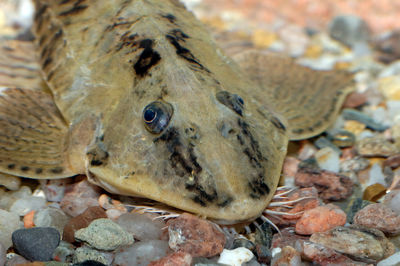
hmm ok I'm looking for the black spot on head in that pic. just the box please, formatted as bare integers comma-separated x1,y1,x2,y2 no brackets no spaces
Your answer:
162,13,177,24
133,39,161,77
59,2,88,16
36,168,43,174
50,167,64,174
216,91,244,116
7,164,15,170
270,116,286,131
87,135,109,166
20,166,30,171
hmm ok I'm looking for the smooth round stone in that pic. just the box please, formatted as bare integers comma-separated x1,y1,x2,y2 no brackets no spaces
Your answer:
10,195,46,216
34,207,70,235
116,212,165,241
114,240,170,266
218,247,254,266
0,209,22,249
328,15,370,48
75,218,133,251
73,246,113,265
315,147,340,173
330,130,355,148
12,227,60,261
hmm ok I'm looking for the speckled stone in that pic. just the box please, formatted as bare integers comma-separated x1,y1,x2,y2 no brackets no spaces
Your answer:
12,227,60,261
168,213,225,257
357,137,398,157
148,251,192,266
310,226,395,263
75,218,133,251
353,203,400,235
72,246,113,265
295,204,347,235
295,167,353,201
63,206,107,243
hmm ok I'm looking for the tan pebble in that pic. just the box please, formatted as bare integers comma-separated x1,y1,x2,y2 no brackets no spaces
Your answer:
295,204,346,235
378,76,400,100
357,137,398,157
252,30,278,48
344,120,366,136
98,194,127,212
23,210,35,228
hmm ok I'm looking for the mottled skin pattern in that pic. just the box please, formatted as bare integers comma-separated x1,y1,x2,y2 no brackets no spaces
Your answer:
0,0,353,223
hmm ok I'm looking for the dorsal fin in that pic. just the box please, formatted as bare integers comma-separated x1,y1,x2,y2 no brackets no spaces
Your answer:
233,51,354,140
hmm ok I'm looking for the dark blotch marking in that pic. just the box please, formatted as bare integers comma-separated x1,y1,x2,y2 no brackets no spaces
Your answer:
116,32,138,51
59,1,88,16
7,164,15,170
270,116,286,131
87,135,109,166
133,39,161,77
35,168,43,174
162,13,176,24
20,166,30,171
50,167,64,174
42,57,52,69
165,29,209,72
216,91,244,116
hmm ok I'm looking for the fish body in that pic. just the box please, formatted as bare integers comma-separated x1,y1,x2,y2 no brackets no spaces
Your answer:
0,0,353,223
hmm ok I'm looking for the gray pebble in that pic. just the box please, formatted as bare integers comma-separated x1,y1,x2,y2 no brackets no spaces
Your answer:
329,15,370,48
34,207,70,235
342,109,388,131
12,227,60,261
75,218,133,251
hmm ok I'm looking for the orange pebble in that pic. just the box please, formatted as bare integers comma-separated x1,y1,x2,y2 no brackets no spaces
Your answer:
23,210,35,228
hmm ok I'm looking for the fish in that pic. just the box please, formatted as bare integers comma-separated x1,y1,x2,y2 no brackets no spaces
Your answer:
0,0,354,224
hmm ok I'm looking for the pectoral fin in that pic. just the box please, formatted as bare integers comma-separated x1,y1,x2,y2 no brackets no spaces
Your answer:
233,50,354,140
0,40,77,179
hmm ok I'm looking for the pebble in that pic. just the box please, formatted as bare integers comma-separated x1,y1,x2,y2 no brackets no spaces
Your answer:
377,251,400,266
33,207,69,235
270,246,302,266
330,130,356,148
315,146,340,172
217,247,254,266
167,213,225,257
0,172,21,191
310,226,395,263
343,91,368,108
63,206,107,243
148,251,192,266
295,204,347,235
357,136,398,157
298,240,369,265
384,189,400,215
295,167,353,201
0,243,5,266
353,203,400,235
73,246,113,265
328,15,370,48
384,154,400,169
254,244,271,264
0,209,22,249
378,75,400,100
74,218,133,251
113,240,170,266
9,196,46,216
5,253,30,265
271,227,309,249
40,179,70,202
0,186,32,211
342,109,388,132
232,237,255,252
60,179,102,217
340,156,370,173
367,163,387,187
375,30,400,64
12,227,60,261
282,156,300,178
72,261,107,266
52,241,75,263
116,212,165,241
254,221,275,248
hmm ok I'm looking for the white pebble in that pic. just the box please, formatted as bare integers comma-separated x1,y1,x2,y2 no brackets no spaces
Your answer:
377,251,400,266
217,247,254,266
315,147,340,173
10,196,46,216
0,209,22,249
367,163,387,187
113,240,169,266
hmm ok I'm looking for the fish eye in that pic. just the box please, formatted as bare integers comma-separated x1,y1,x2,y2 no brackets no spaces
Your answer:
143,101,173,134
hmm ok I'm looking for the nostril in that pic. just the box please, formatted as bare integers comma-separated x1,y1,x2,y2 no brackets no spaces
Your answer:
185,123,200,140
218,122,236,138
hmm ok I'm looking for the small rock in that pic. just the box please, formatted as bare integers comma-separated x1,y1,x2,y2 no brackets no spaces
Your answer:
295,204,347,235
0,186,32,211
384,189,400,215
343,92,368,108
52,241,75,263
0,172,21,191
353,203,400,235
0,243,5,266
148,251,192,266
5,253,30,265
367,163,387,187
114,240,170,266
60,179,102,217
63,206,107,243
310,226,395,263
217,247,254,266
357,137,398,157
375,30,400,64
328,15,370,48
362,183,386,201
377,251,400,266
10,196,46,216
168,213,225,257
40,179,70,202
315,146,340,172
117,212,165,241
0,209,22,249
72,261,107,266
295,167,353,201
75,218,133,251
271,227,309,249
282,156,299,178
378,75,400,100
270,246,302,266
330,130,356,148
298,240,369,265
73,246,113,265
340,156,369,172
384,154,400,169
232,237,255,252
34,207,70,235
342,109,388,132
254,244,271,264
12,227,60,261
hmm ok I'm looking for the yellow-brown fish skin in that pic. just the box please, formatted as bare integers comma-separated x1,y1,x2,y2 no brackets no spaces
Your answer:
0,0,352,224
